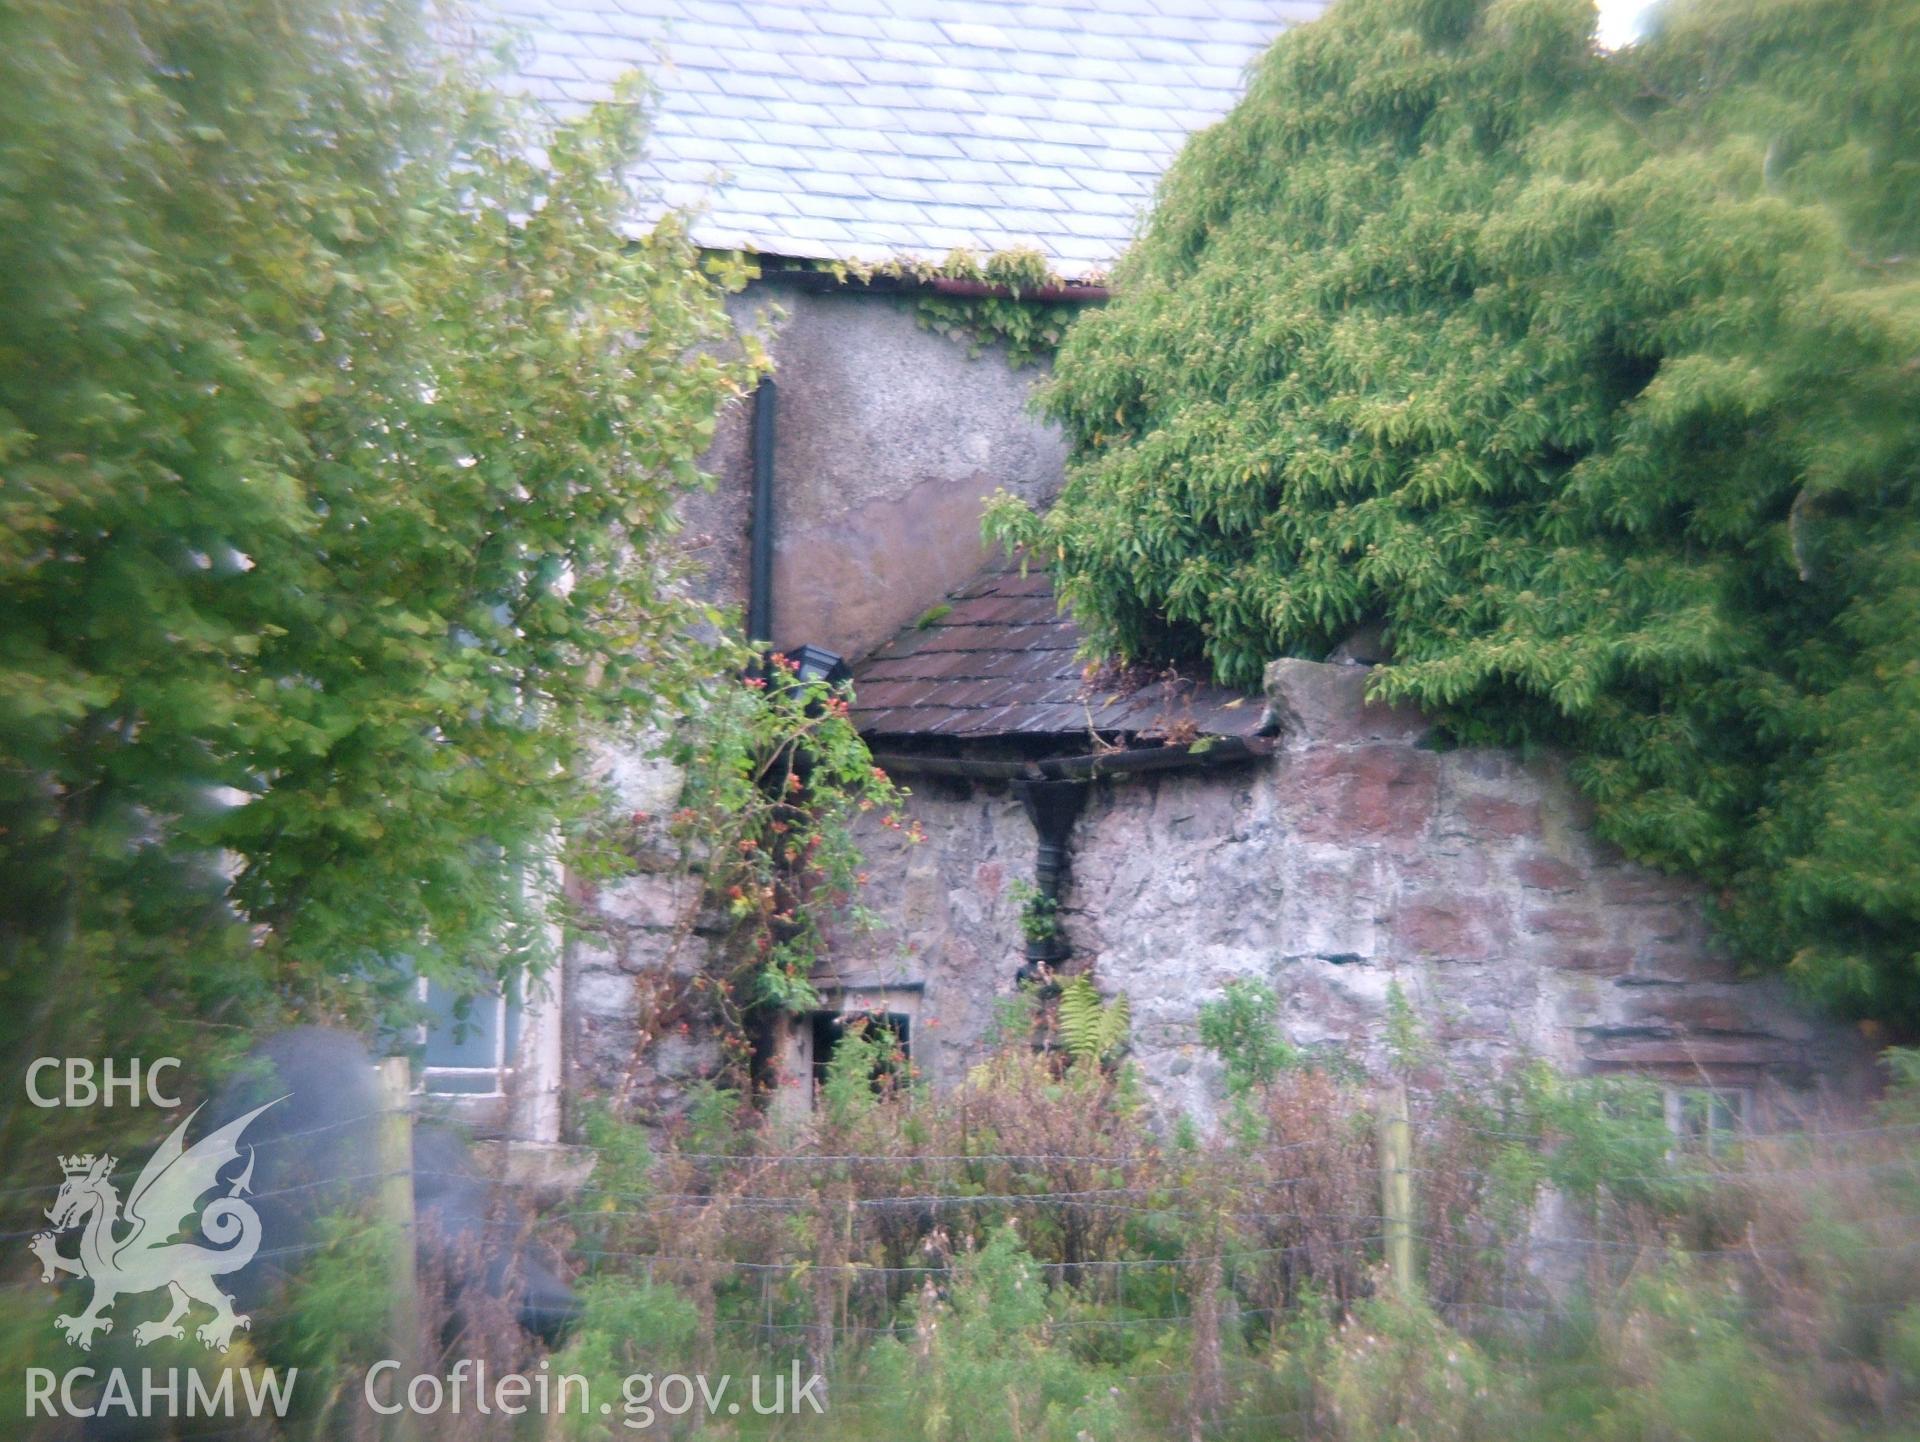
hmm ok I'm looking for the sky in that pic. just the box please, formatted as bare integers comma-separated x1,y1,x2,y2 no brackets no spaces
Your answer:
1594,0,1662,49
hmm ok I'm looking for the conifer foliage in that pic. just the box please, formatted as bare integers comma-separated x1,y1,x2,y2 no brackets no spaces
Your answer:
991,0,1920,1023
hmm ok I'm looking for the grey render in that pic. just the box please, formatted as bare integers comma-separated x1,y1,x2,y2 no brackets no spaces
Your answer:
468,0,1329,277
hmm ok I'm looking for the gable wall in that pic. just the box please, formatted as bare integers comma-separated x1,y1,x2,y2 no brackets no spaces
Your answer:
679,281,1070,661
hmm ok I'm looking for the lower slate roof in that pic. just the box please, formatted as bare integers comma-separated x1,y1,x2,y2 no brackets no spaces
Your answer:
850,554,1263,741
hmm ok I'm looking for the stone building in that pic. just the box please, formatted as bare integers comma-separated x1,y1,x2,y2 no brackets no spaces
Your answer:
442,0,1870,1144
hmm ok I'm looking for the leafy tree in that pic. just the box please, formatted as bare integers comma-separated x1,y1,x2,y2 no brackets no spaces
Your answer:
0,0,753,1111
990,0,1920,1022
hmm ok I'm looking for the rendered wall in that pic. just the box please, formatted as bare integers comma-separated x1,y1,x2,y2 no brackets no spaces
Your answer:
678,282,1070,660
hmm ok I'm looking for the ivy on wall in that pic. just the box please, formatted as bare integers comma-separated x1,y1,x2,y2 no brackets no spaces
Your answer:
906,249,1092,368
737,247,1096,368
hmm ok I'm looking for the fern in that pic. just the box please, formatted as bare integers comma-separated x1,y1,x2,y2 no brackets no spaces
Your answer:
1058,976,1130,1068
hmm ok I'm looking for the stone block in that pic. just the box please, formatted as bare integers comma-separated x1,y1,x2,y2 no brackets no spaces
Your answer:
1627,948,1738,985
1595,868,1694,908
1259,658,1432,750
1285,746,1439,843
568,940,627,975
1399,845,1494,894
572,969,635,1016
596,872,698,931
1523,906,1606,942
1274,955,1395,1051
1513,855,1582,892
1390,897,1505,962
1624,991,1762,1035
1450,749,1531,783
1579,1035,1796,1068
1550,947,1635,975
1453,792,1543,839
1280,851,1382,959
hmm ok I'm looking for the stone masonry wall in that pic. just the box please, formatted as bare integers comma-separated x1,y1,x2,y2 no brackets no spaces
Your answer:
562,280,1867,1128
562,283,1068,1123
828,660,1872,1122
562,747,726,1124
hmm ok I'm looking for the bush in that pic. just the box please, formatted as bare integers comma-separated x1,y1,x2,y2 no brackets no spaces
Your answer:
988,0,1920,1025
0,0,752,1100
1200,979,1297,1094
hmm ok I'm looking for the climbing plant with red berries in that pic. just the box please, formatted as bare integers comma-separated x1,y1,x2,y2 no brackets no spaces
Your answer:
666,654,916,1048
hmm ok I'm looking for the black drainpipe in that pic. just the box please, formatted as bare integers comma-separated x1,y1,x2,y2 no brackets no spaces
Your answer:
1012,778,1088,977
746,378,776,647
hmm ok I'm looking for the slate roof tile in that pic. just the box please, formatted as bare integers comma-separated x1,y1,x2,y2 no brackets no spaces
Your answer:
469,0,1325,277
850,553,1263,741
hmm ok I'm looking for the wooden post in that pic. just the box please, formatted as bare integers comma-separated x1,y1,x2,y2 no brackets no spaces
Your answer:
376,1058,419,1442
1377,1079,1415,1300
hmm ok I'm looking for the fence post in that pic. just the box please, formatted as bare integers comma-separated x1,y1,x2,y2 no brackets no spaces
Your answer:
1377,1079,1415,1300
376,1057,419,1441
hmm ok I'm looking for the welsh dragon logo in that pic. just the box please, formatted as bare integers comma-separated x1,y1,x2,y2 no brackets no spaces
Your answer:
30,1099,282,1352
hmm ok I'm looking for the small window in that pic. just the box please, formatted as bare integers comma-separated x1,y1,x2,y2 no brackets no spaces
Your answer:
1665,1085,1748,1153
810,1009,911,1096
418,973,524,1097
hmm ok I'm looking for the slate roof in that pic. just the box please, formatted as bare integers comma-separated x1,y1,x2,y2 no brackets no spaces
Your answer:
470,0,1327,278
850,554,1263,741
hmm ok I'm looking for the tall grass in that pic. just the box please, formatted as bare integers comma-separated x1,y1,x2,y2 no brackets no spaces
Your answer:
543,1011,1920,1441
16,1010,1908,1439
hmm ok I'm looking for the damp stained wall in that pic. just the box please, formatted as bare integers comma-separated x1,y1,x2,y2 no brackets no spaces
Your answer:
563,280,1069,1121
677,281,1071,661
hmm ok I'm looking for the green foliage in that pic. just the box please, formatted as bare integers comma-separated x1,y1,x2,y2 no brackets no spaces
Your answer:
910,248,1088,368
990,0,1920,1023
1057,974,1130,1067
791,246,1089,367
985,982,1044,1049
554,1275,703,1439
683,1078,749,1155
818,1014,910,1129
1322,1291,1502,1442
546,1037,1920,1442
0,0,753,1104
666,658,909,1042
1479,1060,1703,1215
1878,1046,1920,1126
535,1025,1920,1442
865,1226,1124,1442
581,1098,659,1197
1010,878,1063,942
1198,978,1297,1093
256,1208,392,1420
1384,979,1430,1074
